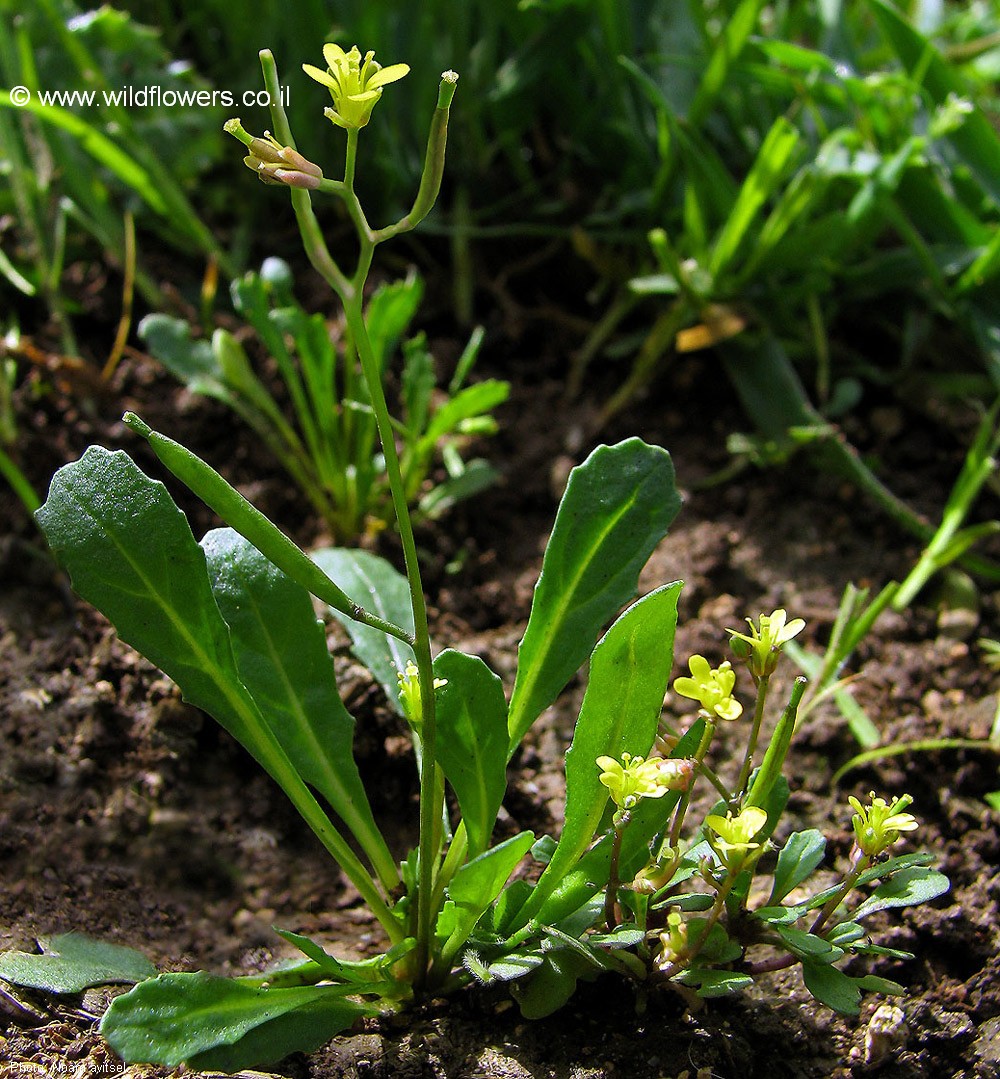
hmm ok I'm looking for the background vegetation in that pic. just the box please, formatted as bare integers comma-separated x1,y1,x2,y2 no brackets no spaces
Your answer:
2,0,999,557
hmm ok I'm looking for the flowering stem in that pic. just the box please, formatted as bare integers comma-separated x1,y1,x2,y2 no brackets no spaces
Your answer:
605,811,630,931
259,48,447,984
656,871,737,981
809,847,867,935
344,294,440,982
259,51,352,298
735,675,770,799
668,719,715,852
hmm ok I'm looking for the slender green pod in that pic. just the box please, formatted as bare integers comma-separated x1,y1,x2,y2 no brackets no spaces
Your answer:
373,72,459,243
745,676,807,810
123,412,414,646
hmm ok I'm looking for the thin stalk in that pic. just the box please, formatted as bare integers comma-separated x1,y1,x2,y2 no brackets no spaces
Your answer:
810,848,866,936
655,870,738,981
259,51,353,300
259,51,459,985
734,676,770,799
345,294,440,985
667,718,716,853
605,811,629,931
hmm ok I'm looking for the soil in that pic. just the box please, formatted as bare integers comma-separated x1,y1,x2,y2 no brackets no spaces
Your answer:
2,275,1000,1079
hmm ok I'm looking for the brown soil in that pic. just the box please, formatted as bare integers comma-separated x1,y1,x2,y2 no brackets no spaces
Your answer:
2,312,999,1079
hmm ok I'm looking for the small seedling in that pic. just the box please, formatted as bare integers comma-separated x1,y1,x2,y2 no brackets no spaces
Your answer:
141,259,506,540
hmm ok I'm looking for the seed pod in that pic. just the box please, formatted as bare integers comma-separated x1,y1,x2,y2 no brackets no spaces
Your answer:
122,412,413,645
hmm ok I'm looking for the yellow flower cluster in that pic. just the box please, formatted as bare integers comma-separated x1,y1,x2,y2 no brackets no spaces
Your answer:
673,655,743,721
596,752,693,811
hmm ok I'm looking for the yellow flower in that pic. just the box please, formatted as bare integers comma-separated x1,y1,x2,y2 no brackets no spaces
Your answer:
705,806,768,870
596,752,677,810
673,655,743,721
728,608,805,679
396,660,447,730
848,792,918,857
303,44,409,130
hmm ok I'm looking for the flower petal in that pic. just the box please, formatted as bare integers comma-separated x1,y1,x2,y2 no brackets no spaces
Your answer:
741,806,768,835
716,698,743,721
368,62,410,89
781,617,806,643
322,42,349,70
689,655,711,679
672,676,699,700
303,63,337,89
346,88,382,104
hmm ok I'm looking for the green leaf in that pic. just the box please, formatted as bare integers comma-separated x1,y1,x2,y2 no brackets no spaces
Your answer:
857,975,905,997
775,925,843,963
35,451,400,940
489,880,535,937
853,943,915,961
433,650,510,856
422,380,510,445
508,439,681,751
530,835,557,864
480,951,545,982
663,892,717,912
311,547,415,712
365,274,423,372
589,926,646,949
100,972,371,1068
769,829,827,904
826,922,865,948
752,904,806,926
677,967,754,997
201,529,394,888
521,583,682,919
870,0,1000,203
805,852,936,909
801,961,863,1015
852,866,950,921
35,450,270,757
442,831,535,963
139,313,218,384
273,930,415,986
708,115,801,279
510,950,596,1019
0,933,155,994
